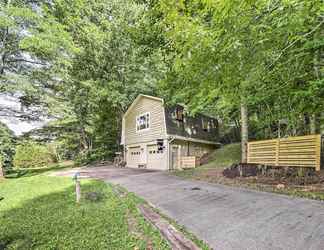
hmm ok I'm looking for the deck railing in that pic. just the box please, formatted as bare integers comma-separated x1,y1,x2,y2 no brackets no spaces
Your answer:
247,134,322,171
181,156,200,169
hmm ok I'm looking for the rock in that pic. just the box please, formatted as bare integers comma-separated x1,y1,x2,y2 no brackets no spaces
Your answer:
223,164,240,178
85,191,104,202
276,183,285,189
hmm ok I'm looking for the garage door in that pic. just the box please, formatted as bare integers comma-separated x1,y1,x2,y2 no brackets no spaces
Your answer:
127,146,141,168
147,144,165,170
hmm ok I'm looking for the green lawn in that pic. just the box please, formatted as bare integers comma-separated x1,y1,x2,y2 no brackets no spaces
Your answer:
0,169,169,250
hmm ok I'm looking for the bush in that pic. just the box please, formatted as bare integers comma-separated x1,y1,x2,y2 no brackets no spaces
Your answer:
74,149,114,166
13,142,56,169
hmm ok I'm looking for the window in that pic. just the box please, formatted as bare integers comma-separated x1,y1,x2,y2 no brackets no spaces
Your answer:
136,112,150,131
210,120,217,129
202,119,208,131
172,107,184,121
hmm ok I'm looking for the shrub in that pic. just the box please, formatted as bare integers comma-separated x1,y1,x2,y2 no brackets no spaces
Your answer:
74,148,114,166
13,142,55,169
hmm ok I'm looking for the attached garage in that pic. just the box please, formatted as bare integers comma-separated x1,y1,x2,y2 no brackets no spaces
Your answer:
147,144,167,170
127,146,141,168
121,94,219,171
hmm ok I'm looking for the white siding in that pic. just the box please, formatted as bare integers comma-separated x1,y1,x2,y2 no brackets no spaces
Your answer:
124,97,166,145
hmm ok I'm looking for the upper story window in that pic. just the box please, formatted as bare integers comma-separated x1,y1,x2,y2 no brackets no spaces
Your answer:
209,120,217,129
172,107,184,121
136,112,150,132
202,119,208,132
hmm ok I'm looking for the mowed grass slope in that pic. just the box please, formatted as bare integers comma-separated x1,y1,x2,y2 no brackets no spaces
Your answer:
174,143,241,179
0,170,169,250
202,143,241,169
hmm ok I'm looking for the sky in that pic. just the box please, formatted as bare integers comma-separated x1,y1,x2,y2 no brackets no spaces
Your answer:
0,93,46,136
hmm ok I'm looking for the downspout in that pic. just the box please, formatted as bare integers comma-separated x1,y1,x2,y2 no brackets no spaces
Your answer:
187,141,190,156
167,136,176,170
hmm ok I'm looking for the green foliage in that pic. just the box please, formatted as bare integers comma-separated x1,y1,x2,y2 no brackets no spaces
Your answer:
74,148,113,166
158,0,324,138
0,174,170,249
0,0,75,101
38,0,167,162
13,142,56,168
0,122,15,168
2,0,323,166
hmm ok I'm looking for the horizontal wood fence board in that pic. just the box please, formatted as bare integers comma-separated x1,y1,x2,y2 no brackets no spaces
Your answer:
279,155,317,159
181,156,199,169
279,149,317,152
248,144,277,148
277,162,315,166
249,146,277,150
247,134,322,170
248,139,278,144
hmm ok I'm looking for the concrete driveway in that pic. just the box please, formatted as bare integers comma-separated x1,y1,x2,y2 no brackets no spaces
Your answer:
56,166,324,250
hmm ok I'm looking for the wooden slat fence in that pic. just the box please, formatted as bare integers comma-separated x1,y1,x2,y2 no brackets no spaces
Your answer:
181,156,200,169
247,134,322,171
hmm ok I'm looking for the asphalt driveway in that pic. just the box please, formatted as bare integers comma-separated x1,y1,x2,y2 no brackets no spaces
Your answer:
55,166,324,250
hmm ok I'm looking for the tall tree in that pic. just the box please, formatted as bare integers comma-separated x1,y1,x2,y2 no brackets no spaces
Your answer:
158,0,323,161
0,0,75,121
44,0,167,160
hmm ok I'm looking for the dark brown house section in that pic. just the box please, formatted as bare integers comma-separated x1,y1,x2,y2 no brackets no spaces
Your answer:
164,105,219,142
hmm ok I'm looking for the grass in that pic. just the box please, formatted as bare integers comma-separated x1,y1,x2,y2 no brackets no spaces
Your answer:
4,161,75,179
0,167,170,250
115,185,211,250
173,143,241,179
202,143,241,169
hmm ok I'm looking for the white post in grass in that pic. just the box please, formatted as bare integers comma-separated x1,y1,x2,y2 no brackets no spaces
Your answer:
73,172,81,203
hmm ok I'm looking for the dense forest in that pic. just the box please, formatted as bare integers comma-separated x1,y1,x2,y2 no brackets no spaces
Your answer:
0,0,323,171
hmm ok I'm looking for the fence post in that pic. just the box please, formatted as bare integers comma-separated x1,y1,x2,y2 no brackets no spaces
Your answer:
246,142,249,163
315,135,321,171
275,139,279,166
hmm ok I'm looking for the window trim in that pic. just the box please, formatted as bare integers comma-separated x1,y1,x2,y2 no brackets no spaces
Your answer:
136,112,150,132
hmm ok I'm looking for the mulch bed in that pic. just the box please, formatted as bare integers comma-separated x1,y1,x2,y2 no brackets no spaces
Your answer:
190,165,324,196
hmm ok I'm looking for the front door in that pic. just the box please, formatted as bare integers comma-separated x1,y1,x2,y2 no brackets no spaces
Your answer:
171,145,180,170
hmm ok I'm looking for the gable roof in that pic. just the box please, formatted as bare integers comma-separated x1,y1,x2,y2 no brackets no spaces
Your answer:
123,94,163,118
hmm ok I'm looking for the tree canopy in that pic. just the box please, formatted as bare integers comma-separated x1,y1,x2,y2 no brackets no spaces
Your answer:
0,0,323,166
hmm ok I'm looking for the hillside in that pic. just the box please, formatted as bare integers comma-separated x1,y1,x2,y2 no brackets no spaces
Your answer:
203,143,241,169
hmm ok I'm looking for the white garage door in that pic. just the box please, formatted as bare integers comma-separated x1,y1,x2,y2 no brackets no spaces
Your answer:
147,144,165,170
127,146,141,168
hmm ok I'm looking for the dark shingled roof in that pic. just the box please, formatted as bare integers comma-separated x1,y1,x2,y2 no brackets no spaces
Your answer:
165,105,219,143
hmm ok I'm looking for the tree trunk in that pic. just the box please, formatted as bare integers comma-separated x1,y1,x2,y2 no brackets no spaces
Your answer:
240,102,249,163
0,165,4,179
80,125,89,152
310,114,319,134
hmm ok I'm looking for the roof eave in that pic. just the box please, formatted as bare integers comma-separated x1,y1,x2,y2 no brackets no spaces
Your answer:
123,94,164,118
